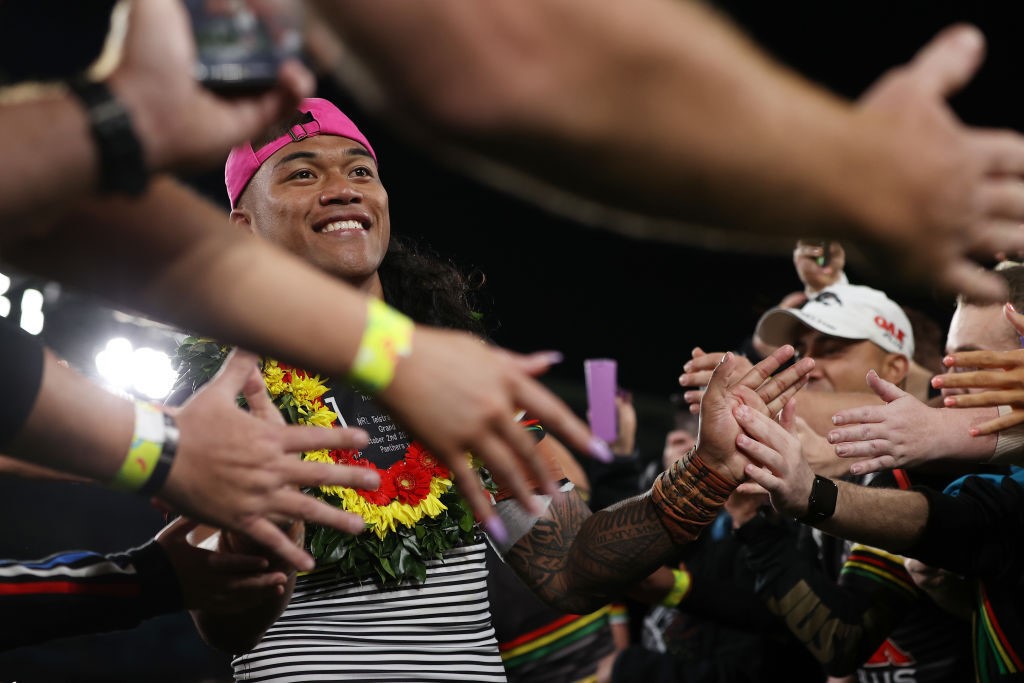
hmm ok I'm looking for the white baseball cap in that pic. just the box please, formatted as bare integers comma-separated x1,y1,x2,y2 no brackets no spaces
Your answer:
755,284,915,359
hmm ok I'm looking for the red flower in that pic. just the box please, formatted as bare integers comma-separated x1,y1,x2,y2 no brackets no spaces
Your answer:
355,462,396,505
390,461,432,506
328,449,359,465
406,442,449,479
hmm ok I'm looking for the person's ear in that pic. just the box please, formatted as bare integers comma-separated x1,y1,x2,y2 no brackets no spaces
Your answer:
229,208,256,235
879,353,909,386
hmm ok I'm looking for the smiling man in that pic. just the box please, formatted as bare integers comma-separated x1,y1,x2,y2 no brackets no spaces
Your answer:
182,97,816,682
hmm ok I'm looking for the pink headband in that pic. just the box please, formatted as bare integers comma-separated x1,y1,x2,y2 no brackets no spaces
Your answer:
224,98,377,208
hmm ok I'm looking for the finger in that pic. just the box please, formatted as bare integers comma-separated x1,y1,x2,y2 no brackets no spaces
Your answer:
905,24,985,99
679,370,714,388
970,130,1024,178
742,462,782,493
733,385,768,413
682,352,724,375
832,439,894,459
212,61,315,145
278,424,370,453
278,458,381,491
976,182,1024,222
736,345,797,392
780,398,798,433
243,366,283,423
941,259,1008,304
762,367,813,416
502,416,558,499
271,489,366,536
935,369,1021,390
735,481,769,497
735,431,784,471
208,348,262,396
831,405,889,426
751,356,813,414
734,404,791,454
848,456,897,476
237,517,314,571
970,410,1024,436
865,369,908,403
943,348,1024,370
451,460,508,544
478,426,549,512
1005,303,1024,337
682,389,705,405
508,350,565,377
943,389,1024,408
515,375,611,463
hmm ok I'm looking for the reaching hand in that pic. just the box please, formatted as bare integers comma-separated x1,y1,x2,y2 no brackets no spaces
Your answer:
378,327,602,539
694,345,814,482
162,349,380,572
734,399,816,518
155,517,290,613
935,303,1024,434
830,369,994,474
854,24,1024,301
679,347,753,415
104,0,314,173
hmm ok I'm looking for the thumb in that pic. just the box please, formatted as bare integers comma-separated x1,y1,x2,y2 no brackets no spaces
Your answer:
208,348,261,395
865,369,907,403
780,398,798,433
907,24,986,98
1005,303,1024,337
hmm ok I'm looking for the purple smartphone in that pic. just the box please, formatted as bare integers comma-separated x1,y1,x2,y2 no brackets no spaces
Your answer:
584,358,618,443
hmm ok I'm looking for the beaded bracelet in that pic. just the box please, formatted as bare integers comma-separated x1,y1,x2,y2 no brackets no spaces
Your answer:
109,401,178,495
348,298,414,394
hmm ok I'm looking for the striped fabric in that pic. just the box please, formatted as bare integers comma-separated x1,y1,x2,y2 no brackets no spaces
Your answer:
498,605,613,676
233,542,507,682
840,543,918,600
974,582,1024,680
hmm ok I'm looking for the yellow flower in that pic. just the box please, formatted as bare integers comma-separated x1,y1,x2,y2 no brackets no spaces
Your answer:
303,449,334,465
262,360,287,396
289,374,330,408
301,405,338,428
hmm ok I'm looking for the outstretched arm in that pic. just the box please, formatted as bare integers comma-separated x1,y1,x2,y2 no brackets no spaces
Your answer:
313,0,1024,300
503,347,815,612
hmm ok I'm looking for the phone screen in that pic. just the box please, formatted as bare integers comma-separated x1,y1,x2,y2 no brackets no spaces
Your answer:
186,0,302,92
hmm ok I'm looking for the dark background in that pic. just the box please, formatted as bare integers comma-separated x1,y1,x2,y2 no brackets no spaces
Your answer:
1,1,1024,680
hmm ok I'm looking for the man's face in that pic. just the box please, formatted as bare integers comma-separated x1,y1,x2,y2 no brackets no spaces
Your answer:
236,135,390,286
795,328,892,393
942,302,1019,397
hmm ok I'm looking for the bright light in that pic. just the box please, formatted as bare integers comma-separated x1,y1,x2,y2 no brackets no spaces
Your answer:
95,338,177,399
132,347,178,399
0,272,10,317
20,288,44,335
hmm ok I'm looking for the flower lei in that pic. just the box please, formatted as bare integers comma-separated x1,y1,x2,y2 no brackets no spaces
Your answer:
173,337,486,586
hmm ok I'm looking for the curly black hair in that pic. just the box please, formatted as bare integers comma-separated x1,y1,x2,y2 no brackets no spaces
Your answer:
378,234,492,338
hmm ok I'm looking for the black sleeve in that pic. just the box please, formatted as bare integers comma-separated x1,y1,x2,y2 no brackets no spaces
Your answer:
905,475,1024,582
0,318,44,449
736,512,920,676
0,540,184,650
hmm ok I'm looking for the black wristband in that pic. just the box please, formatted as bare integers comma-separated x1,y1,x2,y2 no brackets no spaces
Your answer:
66,77,149,196
138,412,178,497
797,475,838,524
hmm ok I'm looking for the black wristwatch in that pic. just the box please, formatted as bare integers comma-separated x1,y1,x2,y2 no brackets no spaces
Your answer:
797,475,838,524
66,77,149,196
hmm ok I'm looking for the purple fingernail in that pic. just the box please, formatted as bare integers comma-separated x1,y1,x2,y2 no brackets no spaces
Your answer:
483,516,508,545
589,437,614,463
541,351,564,365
